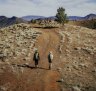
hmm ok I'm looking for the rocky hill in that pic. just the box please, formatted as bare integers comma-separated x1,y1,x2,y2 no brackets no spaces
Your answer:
84,14,96,20
0,16,27,28
69,14,96,21
21,14,96,21
0,23,96,91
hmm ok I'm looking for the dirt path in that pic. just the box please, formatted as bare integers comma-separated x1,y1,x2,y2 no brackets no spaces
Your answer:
30,28,61,91
0,28,61,91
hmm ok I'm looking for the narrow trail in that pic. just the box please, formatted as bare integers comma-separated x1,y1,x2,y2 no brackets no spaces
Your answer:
30,28,61,91
0,28,61,91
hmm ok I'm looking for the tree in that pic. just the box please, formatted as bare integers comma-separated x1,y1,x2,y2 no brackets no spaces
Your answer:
55,7,68,25
31,19,36,24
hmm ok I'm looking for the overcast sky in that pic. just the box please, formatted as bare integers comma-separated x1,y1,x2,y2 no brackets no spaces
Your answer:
0,0,96,17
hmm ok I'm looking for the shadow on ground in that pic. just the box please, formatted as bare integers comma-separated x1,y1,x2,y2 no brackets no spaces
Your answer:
11,63,49,70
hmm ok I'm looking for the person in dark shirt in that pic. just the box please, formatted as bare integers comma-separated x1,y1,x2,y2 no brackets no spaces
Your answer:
33,49,40,68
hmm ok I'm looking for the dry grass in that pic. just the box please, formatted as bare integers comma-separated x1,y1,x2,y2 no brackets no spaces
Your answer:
0,23,96,91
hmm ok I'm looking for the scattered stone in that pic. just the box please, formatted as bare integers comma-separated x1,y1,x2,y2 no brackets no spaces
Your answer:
57,67,62,72
79,63,88,68
0,83,10,91
0,86,6,91
92,68,96,73
57,78,64,83
0,53,6,62
20,67,24,73
60,88,67,91
72,86,81,91
74,47,81,50
58,45,63,53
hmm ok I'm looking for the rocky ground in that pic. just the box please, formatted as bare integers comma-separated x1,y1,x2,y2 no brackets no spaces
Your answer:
0,23,96,91
58,25,96,91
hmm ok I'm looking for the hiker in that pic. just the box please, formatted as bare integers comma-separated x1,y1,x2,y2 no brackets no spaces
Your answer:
33,49,40,68
48,51,53,70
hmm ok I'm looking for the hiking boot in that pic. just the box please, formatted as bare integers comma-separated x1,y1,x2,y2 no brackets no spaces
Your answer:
35,65,38,68
37,65,39,68
49,63,52,70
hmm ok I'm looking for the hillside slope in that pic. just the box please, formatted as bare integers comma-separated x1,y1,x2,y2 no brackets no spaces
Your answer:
21,15,46,21
0,16,27,28
68,19,96,29
0,24,96,91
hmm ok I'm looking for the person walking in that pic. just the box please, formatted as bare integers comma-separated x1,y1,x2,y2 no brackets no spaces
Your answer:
48,51,53,70
33,49,40,68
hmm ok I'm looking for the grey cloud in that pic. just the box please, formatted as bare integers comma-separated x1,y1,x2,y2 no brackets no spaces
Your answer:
0,0,96,17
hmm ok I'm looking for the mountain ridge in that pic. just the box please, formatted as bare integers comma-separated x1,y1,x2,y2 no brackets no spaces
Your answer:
21,13,96,21
21,15,46,21
0,16,27,28
0,13,96,28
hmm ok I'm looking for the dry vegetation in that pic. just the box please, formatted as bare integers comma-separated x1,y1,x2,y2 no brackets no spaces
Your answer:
68,19,96,29
58,24,96,91
0,23,96,91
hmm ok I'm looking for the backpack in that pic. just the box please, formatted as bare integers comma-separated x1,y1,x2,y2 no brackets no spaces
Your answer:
33,52,40,60
48,53,53,60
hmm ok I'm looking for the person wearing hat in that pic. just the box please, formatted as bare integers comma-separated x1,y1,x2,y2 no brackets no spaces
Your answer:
33,49,40,68
48,51,53,70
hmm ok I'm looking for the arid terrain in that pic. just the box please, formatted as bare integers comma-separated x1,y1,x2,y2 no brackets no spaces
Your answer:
68,19,96,29
0,23,96,91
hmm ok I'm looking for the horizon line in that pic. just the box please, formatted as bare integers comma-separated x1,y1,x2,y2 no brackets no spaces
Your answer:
0,13,96,18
